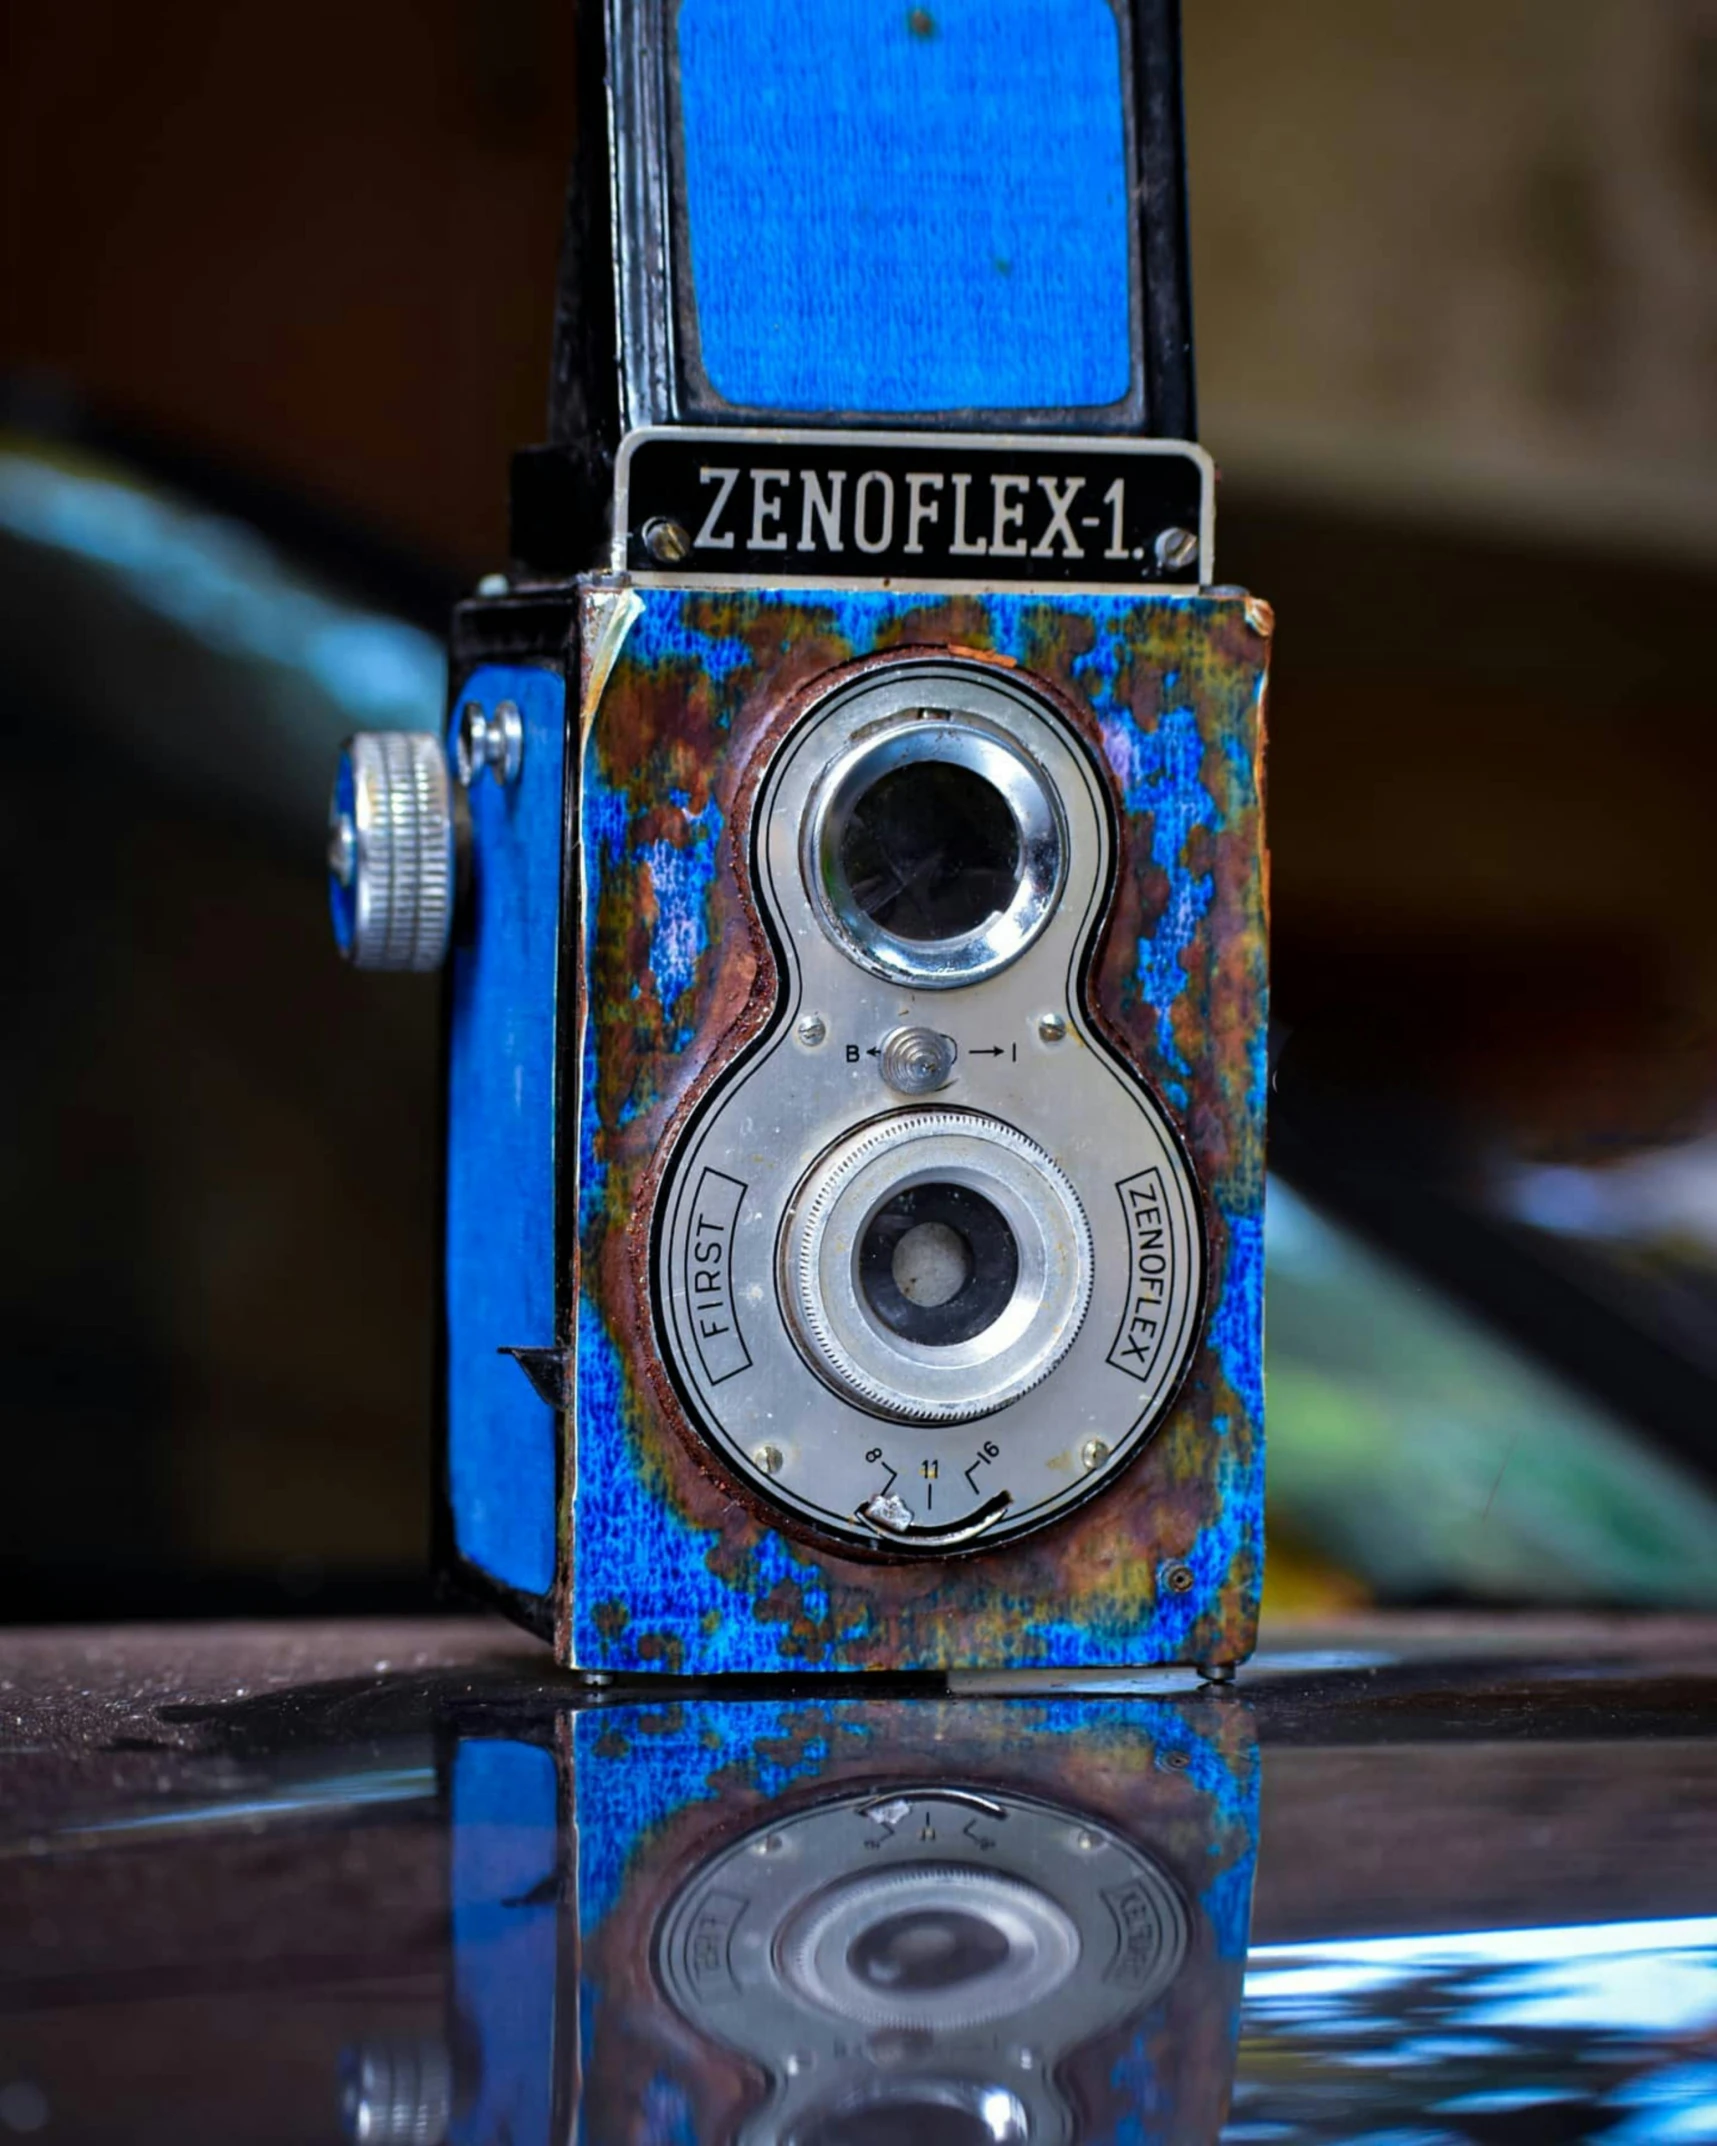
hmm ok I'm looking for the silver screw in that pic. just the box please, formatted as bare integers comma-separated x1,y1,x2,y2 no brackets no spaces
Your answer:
880,1024,957,1095
475,571,510,597
643,515,692,564
1162,1560,1196,1596
1038,1012,1067,1044
1080,1437,1109,1471
1153,526,1200,573
1072,1827,1106,1852
750,1831,788,1856
456,699,524,788
753,1442,783,1476
796,1012,827,1047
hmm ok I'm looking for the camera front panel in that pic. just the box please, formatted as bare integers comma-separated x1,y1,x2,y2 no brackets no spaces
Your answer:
655,653,1203,1557
570,582,1268,1674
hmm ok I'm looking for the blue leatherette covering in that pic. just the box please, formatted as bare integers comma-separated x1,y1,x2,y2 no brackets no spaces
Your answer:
445,663,566,1601
676,0,1134,413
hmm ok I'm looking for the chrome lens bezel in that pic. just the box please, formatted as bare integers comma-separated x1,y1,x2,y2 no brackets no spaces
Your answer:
803,712,1067,988
780,1109,1094,1426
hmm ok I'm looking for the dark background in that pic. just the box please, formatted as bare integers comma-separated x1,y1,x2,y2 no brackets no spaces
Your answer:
3,0,1715,1617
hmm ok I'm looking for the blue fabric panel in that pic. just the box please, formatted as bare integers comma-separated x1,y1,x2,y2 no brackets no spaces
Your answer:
451,1740,560,2146
676,0,1134,413
446,663,566,1598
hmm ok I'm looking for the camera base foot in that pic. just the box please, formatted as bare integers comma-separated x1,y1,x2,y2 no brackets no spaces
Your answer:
1196,1662,1238,1686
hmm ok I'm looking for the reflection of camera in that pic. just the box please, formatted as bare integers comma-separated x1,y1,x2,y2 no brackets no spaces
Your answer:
658,1783,1189,2146
325,0,1270,1673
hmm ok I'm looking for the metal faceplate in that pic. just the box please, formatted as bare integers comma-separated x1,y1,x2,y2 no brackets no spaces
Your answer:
654,1783,1190,2146
655,656,1205,1556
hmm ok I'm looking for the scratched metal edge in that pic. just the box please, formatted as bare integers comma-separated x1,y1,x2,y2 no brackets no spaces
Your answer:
574,1695,1257,2145
570,584,1269,1674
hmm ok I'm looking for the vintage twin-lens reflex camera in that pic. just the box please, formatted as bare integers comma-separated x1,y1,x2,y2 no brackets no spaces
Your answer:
328,0,1270,1676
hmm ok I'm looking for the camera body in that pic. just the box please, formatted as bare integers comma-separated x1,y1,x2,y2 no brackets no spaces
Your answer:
432,542,1267,1674
329,0,1270,1673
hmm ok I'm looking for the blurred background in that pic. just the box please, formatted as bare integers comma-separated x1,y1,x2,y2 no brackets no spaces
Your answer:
3,0,1716,1622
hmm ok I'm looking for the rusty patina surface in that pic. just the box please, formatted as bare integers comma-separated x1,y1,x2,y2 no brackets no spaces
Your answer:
570,584,1269,1673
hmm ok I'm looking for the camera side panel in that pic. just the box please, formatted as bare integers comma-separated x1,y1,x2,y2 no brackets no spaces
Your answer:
570,584,1269,1673
440,646,573,1634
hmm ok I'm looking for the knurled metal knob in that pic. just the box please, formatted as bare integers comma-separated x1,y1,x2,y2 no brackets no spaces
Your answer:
338,2039,451,2146
879,1025,957,1096
327,732,455,971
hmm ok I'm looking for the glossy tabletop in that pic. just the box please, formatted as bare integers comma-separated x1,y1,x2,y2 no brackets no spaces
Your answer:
4,1614,1715,2144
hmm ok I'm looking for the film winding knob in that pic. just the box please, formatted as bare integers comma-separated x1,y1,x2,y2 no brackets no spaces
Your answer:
327,733,456,972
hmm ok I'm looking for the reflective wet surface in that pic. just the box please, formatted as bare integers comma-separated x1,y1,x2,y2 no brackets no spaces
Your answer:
3,1616,1716,2142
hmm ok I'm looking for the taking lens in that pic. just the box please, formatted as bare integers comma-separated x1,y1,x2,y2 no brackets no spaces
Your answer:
837,760,1021,943
858,1184,1019,1346
847,1907,1012,1994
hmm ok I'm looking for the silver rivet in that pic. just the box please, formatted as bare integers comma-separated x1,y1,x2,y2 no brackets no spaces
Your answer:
1072,1827,1106,1852
1012,2048,1039,2073
1080,1437,1108,1472
475,571,510,597
782,2053,815,2078
796,1012,827,1047
457,699,524,788
880,1024,956,1095
750,1831,788,1857
1153,526,1200,573
1162,1559,1196,1596
1038,1012,1067,1044
753,1442,783,1476
643,515,692,564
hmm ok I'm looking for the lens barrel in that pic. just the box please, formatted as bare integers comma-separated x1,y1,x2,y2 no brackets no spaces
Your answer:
780,1111,1092,1425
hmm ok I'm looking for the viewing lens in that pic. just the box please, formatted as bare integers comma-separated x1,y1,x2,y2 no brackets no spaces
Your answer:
838,761,1021,943
858,1184,1019,1346
847,1908,1012,1994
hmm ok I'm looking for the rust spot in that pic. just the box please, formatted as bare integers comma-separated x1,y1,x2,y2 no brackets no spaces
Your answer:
947,641,1018,669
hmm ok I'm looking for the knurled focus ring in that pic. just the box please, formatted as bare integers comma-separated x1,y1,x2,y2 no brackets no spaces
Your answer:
779,1110,1093,1424
333,732,455,971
